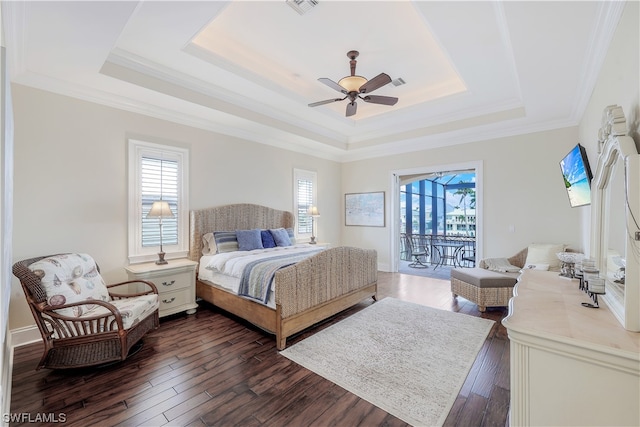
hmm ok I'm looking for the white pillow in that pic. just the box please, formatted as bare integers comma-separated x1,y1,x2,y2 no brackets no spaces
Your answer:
202,232,215,255
525,243,566,271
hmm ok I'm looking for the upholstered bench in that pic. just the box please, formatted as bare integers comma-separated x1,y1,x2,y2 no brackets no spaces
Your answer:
450,267,518,312
451,245,573,311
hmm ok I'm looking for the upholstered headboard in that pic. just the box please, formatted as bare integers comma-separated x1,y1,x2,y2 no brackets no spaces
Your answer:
189,203,295,262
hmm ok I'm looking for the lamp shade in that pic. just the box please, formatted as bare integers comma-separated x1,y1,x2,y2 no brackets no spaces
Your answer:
307,206,320,217
146,201,175,218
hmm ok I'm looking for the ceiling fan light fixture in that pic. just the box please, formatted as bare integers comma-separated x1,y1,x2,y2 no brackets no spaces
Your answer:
338,75,367,93
309,51,398,117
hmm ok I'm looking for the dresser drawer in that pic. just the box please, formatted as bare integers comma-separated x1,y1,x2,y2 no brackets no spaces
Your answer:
153,270,192,291
159,288,191,313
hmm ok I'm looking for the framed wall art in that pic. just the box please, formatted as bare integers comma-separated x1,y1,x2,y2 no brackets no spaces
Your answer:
345,191,385,227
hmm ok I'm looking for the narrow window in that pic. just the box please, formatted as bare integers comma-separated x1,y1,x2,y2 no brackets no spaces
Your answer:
293,169,317,240
128,140,189,263
141,157,178,247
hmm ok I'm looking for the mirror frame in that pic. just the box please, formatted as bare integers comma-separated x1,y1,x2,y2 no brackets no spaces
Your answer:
591,106,640,331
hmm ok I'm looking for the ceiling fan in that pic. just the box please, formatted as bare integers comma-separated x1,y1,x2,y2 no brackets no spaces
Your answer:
308,50,398,117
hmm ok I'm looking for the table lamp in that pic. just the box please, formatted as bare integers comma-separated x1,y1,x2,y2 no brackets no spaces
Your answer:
307,206,320,244
147,200,174,264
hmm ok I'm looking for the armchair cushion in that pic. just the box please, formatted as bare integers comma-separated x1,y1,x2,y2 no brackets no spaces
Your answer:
84,294,159,330
29,253,110,317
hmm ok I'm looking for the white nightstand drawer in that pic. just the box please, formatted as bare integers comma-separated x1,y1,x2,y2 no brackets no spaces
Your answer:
153,271,191,291
159,288,190,313
125,259,198,318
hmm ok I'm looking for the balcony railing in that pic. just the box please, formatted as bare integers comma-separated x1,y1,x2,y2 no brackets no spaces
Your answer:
401,233,476,267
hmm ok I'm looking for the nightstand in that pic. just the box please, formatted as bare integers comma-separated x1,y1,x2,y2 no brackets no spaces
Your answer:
125,259,198,318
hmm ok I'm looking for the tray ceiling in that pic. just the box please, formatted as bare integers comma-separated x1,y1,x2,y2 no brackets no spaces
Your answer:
3,1,625,161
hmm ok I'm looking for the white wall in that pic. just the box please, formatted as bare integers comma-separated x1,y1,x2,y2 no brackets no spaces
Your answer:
341,127,583,270
9,85,342,330
578,0,640,254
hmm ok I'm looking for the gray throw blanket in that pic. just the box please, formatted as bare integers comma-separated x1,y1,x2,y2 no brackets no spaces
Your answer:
238,249,323,304
483,257,521,273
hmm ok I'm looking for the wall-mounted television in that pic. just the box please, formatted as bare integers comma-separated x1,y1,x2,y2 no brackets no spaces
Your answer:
560,143,593,207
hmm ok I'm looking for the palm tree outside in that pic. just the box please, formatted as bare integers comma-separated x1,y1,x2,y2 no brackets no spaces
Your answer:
453,184,476,237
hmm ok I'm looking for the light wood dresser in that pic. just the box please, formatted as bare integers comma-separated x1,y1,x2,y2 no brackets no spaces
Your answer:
502,269,639,426
126,259,198,318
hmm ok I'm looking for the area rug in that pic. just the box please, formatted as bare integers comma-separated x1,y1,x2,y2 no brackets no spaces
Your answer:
279,297,495,426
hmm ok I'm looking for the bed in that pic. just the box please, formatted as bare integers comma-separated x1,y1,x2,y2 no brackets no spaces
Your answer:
189,203,378,350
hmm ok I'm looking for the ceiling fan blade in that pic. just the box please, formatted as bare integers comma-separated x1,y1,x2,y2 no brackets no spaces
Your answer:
361,95,398,106
308,97,345,107
346,101,357,117
318,78,347,94
359,73,392,94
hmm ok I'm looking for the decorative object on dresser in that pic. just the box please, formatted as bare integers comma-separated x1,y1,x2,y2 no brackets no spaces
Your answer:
502,269,639,426
189,203,378,350
12,253,160,370
307,205,320,244
591,105,640,331
281,297,494,427
556,251,584,278
126,258,198,318
146,200,175,265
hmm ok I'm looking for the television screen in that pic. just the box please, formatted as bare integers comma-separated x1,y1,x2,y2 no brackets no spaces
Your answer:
560,144,593,207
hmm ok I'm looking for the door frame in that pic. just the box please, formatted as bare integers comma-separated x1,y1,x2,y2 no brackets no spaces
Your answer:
389,161,483,272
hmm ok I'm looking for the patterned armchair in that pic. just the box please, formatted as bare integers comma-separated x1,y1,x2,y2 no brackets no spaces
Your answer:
13,253,160,370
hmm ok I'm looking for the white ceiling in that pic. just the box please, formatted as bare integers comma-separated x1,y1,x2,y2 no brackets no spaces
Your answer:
2,1,624,162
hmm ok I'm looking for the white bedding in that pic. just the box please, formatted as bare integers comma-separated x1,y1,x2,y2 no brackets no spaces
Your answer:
205,244,321,277
198,244,325,308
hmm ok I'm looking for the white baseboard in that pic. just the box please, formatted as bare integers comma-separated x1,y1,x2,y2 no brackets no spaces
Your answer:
378,262,390,272
10,325,42,348
2,338,12,426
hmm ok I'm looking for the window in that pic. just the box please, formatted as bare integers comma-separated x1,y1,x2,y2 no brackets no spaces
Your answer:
293,168,317,240
128,140,189,263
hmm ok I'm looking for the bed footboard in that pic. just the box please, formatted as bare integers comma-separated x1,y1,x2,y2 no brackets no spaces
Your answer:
274,246,378,349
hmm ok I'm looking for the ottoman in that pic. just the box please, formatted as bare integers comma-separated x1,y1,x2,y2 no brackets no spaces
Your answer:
450,267,518,312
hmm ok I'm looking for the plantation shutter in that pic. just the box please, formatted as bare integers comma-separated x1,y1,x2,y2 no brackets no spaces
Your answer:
297,177,313,234
141,157,179,247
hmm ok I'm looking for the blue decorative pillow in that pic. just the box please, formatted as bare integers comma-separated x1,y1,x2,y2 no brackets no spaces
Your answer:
286,227,296,245
236,229,264,251
261,230,276,249
270,228,292,247
213,231,238,253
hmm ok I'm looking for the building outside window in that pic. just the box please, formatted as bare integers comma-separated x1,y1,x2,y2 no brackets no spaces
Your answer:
400,171,476,237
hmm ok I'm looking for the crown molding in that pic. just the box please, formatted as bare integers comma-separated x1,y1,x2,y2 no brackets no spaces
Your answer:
570,1,626,122
12,72,346,162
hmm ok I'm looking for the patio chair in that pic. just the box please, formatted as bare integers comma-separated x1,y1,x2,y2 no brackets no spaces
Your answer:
459,239,476,267
407,234,430,268
13,253,160,370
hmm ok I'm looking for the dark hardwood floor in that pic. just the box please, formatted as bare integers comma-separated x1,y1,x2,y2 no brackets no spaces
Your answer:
10,272,510,426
